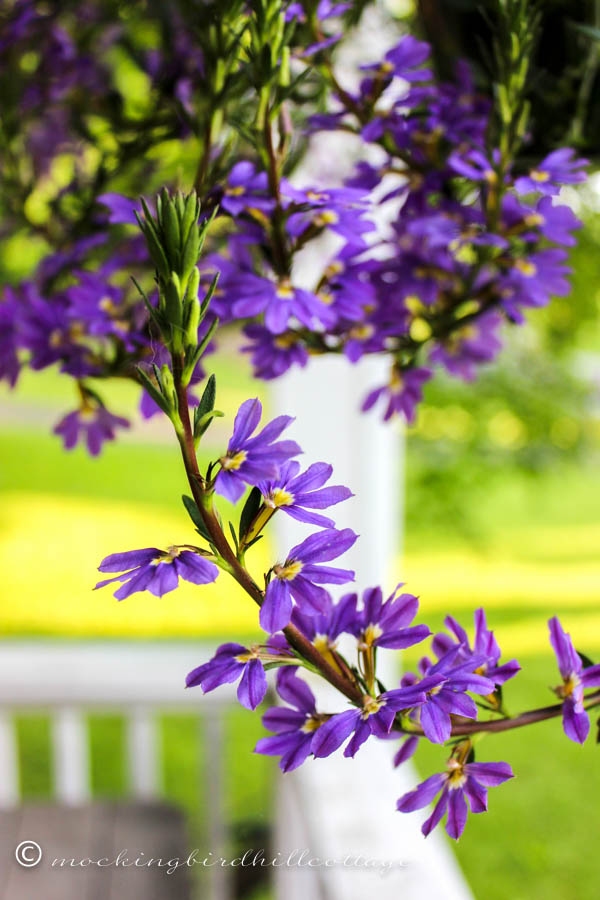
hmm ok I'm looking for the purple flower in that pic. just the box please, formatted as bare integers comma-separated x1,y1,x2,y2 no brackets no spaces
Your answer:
0,295,20,387
291,590,359,653
261,528,358,633
284,185,374,250
515,149,588,196
406,647,496,744
498,249,571,322
312,684,426,759
432,608,520,687
215,161,273,217
54,406,130,456
186,640,291,711
95,546,219,600
97,192,141,225
258,459,353,527
548,616,600,744
243,325,309,380
383,36,432,81
397,756,513,840
362,366,432,423
349,585,431,650
231,276,335,335
502,195,581,247
215,398,301,504
429,314,503,381
255,668,326,770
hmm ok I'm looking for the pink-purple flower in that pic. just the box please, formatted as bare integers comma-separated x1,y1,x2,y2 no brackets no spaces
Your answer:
95,546,218,599
397,756,513,840
258,460,353,528
54,406,130,456
548,616,600,744
185,636,291,711
215,398,302,504
261,528,357,633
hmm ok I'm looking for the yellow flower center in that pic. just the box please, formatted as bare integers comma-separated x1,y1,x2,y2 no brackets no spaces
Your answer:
274,333,297,348
99,296,119,314
152,546,182,566
362,696,384,719
221,450,248,471
325,261,344,278
349,324,375,340
301,715,323,734
390,369,404,392
235,644,261,663
362,623,383,647
558,672,581,698
318,290,335,305
266,488,295,509
274,560,303,581
226,185,245,195
484,169,498,185
514,259,537,277
313,634,332,654
524,213,544,227
530,169,550,183
276,283,295,300
446,759,467,789
314,210,339,227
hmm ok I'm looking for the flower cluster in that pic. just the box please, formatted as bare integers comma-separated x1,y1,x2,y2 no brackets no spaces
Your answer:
1,17,587,453
88,374,600,843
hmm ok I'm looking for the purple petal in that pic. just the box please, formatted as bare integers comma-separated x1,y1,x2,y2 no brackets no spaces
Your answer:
311,709,360,758
98,548,161,573
445,788,468,840
290,527,358,564
393,735,419,767
421,788,449,837
343,718,372,757
397,773,446,812
562,698,590,744
262,707,307,733
237,658,267,710
276,667,316,713
260,580,293,633
463,777,487,813
420,699,451,744
377,624,431,650
230,398,262,448
464,761,514,785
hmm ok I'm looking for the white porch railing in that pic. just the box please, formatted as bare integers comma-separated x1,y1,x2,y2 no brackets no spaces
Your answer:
0,640,234,900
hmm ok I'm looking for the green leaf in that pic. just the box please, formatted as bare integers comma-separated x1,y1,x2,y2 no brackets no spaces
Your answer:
182,494,212,542
228,521,240,552
239,486,263,541
577,650,595,669
135,366,169,415
194,375,216,427
194,409,224,441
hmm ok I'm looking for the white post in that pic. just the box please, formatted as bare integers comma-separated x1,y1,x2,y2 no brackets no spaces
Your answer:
0,710,19,808
52,706,90,805
126,706,160,799
271,356,473,900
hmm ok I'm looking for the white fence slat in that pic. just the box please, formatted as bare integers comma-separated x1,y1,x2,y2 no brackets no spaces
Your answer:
0,642,234,708
126,706,160,799
203,712,232,900
52,706,90,804
0,710,19,807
